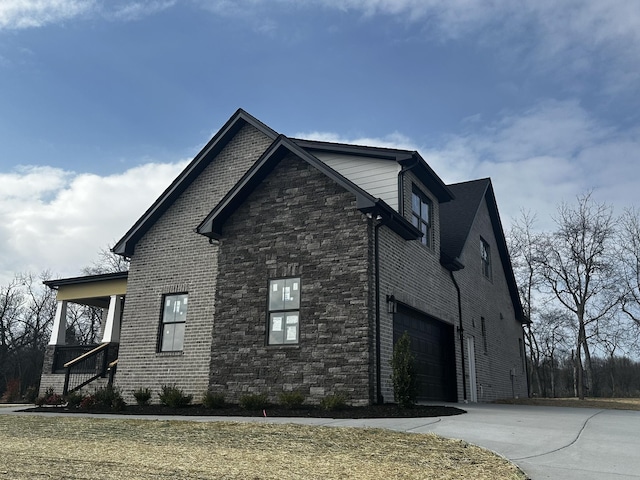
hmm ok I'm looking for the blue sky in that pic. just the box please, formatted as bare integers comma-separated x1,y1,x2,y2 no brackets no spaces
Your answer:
1,0,639,283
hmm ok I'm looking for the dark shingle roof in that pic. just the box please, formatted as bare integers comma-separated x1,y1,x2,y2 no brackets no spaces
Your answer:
440,178,527,323
440,178,491,263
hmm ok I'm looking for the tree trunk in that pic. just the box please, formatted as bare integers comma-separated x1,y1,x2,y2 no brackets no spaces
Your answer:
575,346,585,399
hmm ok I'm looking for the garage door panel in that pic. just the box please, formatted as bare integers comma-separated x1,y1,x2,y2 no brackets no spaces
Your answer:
393,306,457,402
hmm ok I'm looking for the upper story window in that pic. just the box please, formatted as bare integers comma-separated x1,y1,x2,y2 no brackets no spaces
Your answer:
481,238,492,279
411,186,432,247
159,293,188,352
268,278,300,345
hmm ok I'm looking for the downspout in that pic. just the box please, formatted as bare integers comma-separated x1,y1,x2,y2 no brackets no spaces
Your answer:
374,218,384,404
449,269,467,402
398,157,420,217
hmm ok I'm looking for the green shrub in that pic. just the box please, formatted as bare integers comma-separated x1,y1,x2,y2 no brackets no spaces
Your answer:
65,391,85,408
391,331,418,408
239,393,269,410
320,393,347,411
132,387,153,406
93,385,126,411
278,391,305,408
202,391,226,409
158,385,193,408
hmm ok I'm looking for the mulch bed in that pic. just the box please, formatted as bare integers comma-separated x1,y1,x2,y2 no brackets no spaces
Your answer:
23,403,465,418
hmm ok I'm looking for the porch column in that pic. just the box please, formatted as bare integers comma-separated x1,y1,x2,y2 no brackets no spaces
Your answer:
101,295,123,343
48,300,68,346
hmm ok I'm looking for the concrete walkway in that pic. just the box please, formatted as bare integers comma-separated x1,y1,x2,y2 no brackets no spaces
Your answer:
2,403,639,479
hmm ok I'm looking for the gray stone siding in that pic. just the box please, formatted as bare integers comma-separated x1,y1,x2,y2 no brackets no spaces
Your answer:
114,124,274,404
210,153,372,406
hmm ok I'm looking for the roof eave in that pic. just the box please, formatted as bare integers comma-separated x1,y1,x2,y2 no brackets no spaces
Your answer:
113,109,278,256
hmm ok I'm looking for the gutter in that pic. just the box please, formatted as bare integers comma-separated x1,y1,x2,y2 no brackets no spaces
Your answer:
397,156,420,217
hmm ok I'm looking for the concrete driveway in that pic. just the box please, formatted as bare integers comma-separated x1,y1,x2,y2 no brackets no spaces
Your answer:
257,403,640,479
409,403,640,480
2,403,639,479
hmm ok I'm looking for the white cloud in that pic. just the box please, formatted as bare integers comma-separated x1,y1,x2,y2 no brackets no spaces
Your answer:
295,130,418,151
420,99,640,230
0,0,175,30
0,161,188,285
0,0,93,30
298,99,640,233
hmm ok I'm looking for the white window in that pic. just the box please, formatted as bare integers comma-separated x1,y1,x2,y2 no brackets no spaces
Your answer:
159,293,188,352
268,278,300,345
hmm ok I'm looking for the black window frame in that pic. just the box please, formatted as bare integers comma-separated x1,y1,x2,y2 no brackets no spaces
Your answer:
481,237,492,279
267,277,301,346
411,185,433,247
481,316,488,353
158,292,188,352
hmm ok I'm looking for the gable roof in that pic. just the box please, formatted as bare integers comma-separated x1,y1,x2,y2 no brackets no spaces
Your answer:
112,109,278,257
440,178,491,264
196,135,421,241
440,178,527,323
293,138,454,203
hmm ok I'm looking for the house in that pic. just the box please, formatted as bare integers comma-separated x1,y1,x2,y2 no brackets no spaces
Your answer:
39,109,529,405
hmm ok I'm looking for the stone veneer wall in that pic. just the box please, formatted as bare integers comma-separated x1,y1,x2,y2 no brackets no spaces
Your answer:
114,124,274,404
210,153,372,406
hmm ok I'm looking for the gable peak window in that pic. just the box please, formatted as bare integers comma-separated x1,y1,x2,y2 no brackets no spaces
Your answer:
481,238,491,278
411,186,432,247
268,278,300,345
159,293,188,352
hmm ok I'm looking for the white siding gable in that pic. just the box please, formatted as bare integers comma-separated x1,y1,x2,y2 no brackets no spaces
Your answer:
314,152,400,211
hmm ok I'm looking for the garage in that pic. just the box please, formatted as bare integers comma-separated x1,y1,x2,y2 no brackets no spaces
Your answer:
393,305,457,402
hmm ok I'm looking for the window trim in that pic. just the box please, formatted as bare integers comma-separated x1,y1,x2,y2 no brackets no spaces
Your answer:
267,277,301,346
411,185,433,247
158,292,188,353
480,316,488,354
481,237,492,279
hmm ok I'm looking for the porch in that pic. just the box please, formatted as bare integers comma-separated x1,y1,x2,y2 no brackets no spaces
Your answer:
39,272,127,396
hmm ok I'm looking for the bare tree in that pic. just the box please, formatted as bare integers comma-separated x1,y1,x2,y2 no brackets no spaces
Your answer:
0,278,25,391
82,245,129,275
534,309,572,398
535,193,620,399
619,208,640,327
508,210,545,395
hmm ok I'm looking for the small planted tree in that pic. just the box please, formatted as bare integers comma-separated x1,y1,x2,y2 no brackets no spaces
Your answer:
392,331,417,408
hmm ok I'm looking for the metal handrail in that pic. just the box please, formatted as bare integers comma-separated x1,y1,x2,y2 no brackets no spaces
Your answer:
63,343,115,395
63,342,109,368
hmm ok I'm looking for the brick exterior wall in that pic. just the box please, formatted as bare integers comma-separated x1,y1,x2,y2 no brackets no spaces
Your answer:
453,200,528,401
377,170,527,403
377,170,459,402
107,120,525,405
114,124,274,404
210,153,372,406
39,346,63,396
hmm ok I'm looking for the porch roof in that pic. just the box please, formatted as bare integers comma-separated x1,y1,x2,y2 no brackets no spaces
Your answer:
44,271,128,308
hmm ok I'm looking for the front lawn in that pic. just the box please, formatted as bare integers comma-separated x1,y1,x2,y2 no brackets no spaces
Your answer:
0,415,526,479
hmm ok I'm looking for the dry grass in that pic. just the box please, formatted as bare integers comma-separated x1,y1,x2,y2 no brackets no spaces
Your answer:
0,415,526,479
496,397,640,411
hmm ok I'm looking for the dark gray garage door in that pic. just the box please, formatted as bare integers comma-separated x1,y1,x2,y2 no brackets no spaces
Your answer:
393,305,457,402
